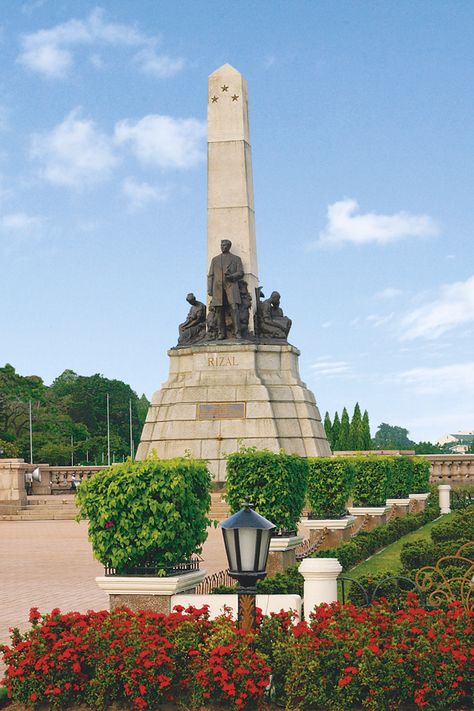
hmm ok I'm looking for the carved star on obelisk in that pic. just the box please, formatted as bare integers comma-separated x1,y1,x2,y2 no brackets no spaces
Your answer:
211,95,218,103
221,84,229,92
231,94,239,101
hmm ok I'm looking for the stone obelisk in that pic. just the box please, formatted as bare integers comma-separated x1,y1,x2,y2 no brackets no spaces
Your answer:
207,64,258,316
136,65,331,479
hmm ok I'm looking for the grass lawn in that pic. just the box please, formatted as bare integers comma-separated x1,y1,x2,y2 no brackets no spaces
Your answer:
348,511,457,580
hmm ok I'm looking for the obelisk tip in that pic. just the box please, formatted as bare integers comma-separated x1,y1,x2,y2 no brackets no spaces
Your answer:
209,63,243,79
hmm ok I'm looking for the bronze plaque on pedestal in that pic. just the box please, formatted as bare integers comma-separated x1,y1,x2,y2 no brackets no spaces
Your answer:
197,402,246,420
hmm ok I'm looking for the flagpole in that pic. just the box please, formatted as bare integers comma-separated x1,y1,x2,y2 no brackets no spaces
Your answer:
29,400,33,464
106,393,111,466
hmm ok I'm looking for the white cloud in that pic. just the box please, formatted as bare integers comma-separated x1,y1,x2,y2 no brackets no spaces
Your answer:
367,312,394,328
1,212,41,230
311,358,351,376
18,8,184,79
316,198,438,247
399,362,474,395
121,177,168,210
31,109,118,187
115,114,206,169
401,275,474,340
376,287,402,299
134,48,185,77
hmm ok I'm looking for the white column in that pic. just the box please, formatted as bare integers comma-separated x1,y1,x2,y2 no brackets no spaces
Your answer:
207,64,258,315
438,484,451,514
298,558,342,620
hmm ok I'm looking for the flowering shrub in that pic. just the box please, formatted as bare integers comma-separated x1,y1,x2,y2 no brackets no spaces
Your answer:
1,606,269,710
2,599,472,710
257,598,473,710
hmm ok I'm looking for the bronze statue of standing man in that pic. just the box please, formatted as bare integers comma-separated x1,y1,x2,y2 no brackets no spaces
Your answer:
207,239,244,339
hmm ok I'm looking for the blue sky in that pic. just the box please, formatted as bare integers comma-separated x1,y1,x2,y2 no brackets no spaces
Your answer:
1,0,473,442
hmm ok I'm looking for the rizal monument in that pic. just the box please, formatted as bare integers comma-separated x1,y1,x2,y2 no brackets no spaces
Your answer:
136,64,331,479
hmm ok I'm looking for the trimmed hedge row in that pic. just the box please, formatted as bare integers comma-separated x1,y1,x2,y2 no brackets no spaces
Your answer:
256,493,440,595
350,502,474,605
315,491,440,570
226,449,430,527
308,454,430,514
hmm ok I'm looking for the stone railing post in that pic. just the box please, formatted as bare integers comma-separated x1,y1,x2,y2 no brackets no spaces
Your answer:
0,459,28,514
438,484,451,514
298,558,342,621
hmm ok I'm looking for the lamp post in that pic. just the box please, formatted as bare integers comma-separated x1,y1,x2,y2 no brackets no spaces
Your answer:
219,500,276,633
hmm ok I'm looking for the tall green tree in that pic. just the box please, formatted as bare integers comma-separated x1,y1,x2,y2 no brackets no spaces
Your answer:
362,409,371,450
332,411,341,450
336,407,351,450
349,402,364,450
373,423,415,450
323,411,333,447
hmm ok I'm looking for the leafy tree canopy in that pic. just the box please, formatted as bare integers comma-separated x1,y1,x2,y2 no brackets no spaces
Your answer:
373,422,415,450
0,364,149,465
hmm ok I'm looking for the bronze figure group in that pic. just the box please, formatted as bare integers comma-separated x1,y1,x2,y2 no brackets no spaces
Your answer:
177,239,291,347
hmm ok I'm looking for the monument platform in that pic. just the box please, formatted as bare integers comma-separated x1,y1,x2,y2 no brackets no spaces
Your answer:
136,342,331,481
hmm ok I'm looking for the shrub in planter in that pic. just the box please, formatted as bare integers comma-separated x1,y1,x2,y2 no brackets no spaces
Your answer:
307,457,354,519
76,455,212,573
386,456,413,499
352,456,392,507
225,447,308,531
411,457,431,494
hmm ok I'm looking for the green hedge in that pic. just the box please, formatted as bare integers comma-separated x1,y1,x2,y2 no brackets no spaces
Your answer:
315,492,440,571
225,448,308,531
76,456,212,573
306,457,354,518
386,456,413,499
254,494,440,595
411,457,431,494
351,455,393,506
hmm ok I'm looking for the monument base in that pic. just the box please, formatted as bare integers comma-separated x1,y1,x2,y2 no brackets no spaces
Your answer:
137,342,330,480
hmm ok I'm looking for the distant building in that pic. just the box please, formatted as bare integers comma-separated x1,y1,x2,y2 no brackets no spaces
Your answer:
436,431,474,454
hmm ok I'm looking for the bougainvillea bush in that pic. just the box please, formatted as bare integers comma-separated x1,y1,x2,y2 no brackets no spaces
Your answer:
76,455,212,573
1,606,270,710
2,599,472,710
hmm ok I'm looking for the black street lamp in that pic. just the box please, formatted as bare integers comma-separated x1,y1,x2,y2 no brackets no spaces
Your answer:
220,500,276,632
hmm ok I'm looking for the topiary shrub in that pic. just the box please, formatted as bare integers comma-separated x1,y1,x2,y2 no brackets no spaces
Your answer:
225,447,308,531
411,457,431,493
386,456,413,499
351,456,392,507
306,457,354,518
76,455,212,574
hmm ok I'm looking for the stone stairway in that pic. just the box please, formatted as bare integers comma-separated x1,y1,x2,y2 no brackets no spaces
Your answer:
0,495,79,521
209,493,230,521
0,494,230,522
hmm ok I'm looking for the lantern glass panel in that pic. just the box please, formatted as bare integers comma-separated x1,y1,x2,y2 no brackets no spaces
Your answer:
258,529,272,570
223,528,238,571
237,527,258,571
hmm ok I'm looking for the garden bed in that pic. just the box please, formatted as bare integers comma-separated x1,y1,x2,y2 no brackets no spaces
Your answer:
2,601,472,710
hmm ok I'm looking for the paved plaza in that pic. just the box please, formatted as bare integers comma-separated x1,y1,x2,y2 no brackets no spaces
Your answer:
0,519,228,668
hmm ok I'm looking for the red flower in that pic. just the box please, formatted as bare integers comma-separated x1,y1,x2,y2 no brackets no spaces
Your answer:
30,692,37,701
338,675,352,687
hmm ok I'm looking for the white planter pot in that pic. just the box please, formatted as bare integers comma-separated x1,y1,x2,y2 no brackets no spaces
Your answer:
386,498,411,508
348,506,389,517
95,568,207,596
303,516,355,532
409,492,430,501
269,535,303,552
